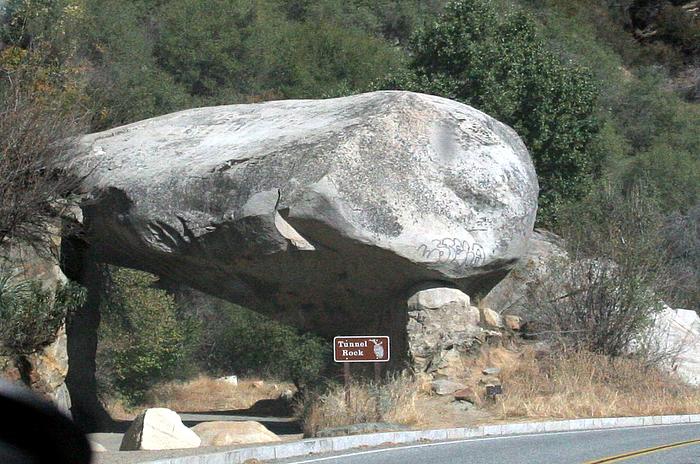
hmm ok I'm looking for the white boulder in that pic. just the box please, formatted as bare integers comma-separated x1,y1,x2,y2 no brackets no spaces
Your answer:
645,305,700,385
119,408,201,451
191,421,281,447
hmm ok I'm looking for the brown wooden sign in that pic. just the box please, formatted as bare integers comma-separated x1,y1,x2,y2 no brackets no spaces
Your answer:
333,336,390,363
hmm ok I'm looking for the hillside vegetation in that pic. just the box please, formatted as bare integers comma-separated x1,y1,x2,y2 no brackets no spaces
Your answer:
0,0,698,406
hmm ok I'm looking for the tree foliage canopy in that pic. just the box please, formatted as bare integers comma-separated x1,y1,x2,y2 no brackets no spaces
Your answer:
381,0,603,221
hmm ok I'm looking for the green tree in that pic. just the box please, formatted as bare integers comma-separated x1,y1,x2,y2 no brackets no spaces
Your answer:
97,267,198,404
154,0,404,102
207,302,329,389
77,0,191,129
154,0,254,98
381,0,602,223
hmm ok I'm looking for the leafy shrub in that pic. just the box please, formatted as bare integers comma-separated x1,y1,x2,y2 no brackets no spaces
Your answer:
76,0,191,129
611,68,681,153
154,0,404,102
0,272,85,356
205,301,329,390
662,204,700,310
381,0,602,223
97,267,199,404
622,145,699,214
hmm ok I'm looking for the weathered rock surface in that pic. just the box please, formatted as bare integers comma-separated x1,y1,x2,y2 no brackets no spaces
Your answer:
191,421,280,447
65,91,538,354
453,387,478,404
483,229,567,315
407,286,483,375
503,314,522,331
89,441,107,453
407,288,474,314
218,375,238,386
120,408,201,451
431,379,466,395
481,308,503,328
0,218,73,415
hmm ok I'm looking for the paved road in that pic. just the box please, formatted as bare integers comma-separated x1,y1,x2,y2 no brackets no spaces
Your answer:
272,423,700,464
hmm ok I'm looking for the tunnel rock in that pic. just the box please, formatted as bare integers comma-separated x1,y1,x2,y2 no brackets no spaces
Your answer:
65,91,538,357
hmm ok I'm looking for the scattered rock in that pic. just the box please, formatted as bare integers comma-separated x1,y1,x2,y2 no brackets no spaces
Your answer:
120,408,201,451
483,329,503,338
504,315,522,331
431,379,466,395
452,400,476,412
481,308,503,328
251,380,264,388
191,421,280,447
479,376,501,386
453,387,478,404
482,367,501,376
218,375,238,386
316,422,410,438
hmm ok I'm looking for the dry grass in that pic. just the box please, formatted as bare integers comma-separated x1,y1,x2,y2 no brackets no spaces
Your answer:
298,373,420,437
493,349,700,420
103,375,294,419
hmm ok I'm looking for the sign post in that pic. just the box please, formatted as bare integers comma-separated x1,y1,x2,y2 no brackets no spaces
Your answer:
333,336,391,407
343,362,351,403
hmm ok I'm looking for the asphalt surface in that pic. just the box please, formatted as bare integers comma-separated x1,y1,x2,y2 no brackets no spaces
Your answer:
272,423,700,464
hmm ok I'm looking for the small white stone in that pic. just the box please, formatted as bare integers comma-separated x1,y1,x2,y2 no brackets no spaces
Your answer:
218,375,238,386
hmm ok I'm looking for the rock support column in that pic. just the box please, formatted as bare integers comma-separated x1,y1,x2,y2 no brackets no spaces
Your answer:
406,286,484,378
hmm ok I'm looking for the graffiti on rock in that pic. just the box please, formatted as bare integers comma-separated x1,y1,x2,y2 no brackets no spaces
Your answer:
417,238,485,267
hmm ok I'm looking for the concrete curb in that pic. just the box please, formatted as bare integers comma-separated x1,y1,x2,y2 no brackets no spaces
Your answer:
144,414,700,464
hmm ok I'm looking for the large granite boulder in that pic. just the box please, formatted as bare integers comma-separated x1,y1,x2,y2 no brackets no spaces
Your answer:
645,306,700,385
65,91,538,358
483,229,567,315
191,421,280,447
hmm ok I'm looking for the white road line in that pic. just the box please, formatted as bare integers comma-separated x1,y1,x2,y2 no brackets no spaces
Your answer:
280,422,700,463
